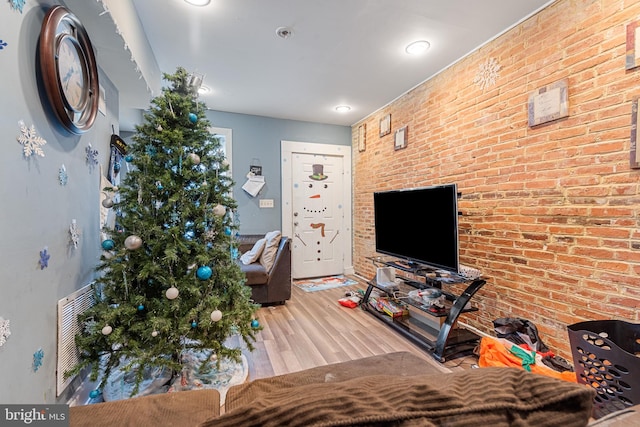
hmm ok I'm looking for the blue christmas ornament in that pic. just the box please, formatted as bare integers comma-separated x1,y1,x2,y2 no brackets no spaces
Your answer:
251,319,260,329
113,162,121,172
125,154,134,162
224,226,232,236
196,266,212,280
188,113,198,123
89,390,101,399
101,239,115,250
191,321,198,328
137,304,145,311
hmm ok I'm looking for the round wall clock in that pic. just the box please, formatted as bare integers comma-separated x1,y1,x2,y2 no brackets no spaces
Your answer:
38,5,99,134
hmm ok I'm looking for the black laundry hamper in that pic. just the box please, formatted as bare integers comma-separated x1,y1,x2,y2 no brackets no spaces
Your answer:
568,320,640,419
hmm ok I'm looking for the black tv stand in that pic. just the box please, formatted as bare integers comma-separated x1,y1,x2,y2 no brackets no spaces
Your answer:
362,257,486,363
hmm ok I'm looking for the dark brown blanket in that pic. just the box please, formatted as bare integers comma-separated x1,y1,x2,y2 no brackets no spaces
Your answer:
202,367,594,427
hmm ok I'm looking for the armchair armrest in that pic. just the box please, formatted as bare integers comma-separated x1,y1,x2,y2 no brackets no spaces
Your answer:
265,237,291,302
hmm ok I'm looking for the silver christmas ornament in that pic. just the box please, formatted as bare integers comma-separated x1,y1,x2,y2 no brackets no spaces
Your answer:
124,235,143,250
188,153,201,165
213,204,226,217
165,287,179,300
210,310,223,322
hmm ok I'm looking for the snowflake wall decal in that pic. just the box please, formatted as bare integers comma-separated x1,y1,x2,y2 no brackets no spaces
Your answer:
59,164,68,186
0,39,8,50
473,57,501,91
86,144,99,169
33,348,44,372
0,317,10,347
9,0,25,13
39,247,50,270
17,121,47,157
69,219,81,249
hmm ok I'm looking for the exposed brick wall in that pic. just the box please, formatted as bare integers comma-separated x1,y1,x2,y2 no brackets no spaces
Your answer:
352,0,640,359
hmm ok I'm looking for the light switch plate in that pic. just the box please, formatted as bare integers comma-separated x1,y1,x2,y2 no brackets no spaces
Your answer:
259,199,274,208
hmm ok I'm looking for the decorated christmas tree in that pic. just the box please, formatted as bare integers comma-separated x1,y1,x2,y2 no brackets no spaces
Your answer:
68,67,259,396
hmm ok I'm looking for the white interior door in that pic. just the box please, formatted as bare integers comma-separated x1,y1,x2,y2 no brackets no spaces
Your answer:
291,153,343,278
282,141,353,280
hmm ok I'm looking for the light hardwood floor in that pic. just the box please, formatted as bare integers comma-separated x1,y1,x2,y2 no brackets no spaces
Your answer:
231,277,478,382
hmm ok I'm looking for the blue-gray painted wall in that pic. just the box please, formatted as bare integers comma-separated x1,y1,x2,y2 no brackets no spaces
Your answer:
206,110,351,234
0,2,120,403
0,3,351,404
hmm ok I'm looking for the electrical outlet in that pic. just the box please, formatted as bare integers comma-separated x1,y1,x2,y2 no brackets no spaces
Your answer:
259,199,274,208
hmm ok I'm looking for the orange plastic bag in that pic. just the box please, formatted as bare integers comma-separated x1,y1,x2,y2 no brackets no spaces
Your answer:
478,336,577,383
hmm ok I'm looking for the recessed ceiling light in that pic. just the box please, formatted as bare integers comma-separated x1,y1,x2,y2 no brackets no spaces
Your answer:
184,0,211,6
405,40,430,55
335,105,351,113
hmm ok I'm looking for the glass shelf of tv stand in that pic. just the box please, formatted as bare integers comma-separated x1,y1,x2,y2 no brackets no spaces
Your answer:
367,256,472,284
363,256,486,362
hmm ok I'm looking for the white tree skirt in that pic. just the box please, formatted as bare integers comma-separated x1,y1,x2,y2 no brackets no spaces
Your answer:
103,351,248,405
103,363,172,402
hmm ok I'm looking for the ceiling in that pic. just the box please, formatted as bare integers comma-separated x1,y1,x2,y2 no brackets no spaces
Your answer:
68,0,555,130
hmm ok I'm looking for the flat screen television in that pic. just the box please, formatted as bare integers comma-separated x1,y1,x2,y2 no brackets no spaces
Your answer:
373,184,459,273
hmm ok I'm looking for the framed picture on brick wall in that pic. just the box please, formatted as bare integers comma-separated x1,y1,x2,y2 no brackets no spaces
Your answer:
358,124,366,152
630,97,640,169
379,114,391,137
394,126,407,150
626,20,640,70
527,79,569,127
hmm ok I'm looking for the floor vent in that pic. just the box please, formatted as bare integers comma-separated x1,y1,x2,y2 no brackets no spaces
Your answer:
56,283,97,396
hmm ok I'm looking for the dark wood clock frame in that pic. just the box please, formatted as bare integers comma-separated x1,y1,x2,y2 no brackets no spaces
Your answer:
39,5,99,134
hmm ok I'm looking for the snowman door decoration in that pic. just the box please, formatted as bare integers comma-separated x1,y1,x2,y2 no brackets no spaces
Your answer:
301,164,339,262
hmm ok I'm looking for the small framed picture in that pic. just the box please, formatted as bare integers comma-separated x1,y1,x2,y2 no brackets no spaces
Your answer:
379,114,391,137
527,79,569,127
630,97,640,169
394,126,407,150
626,20,640,70
358,124,366,152
249,165,262,176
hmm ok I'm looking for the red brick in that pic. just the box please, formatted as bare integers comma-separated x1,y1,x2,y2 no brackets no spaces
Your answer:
352,0,640,358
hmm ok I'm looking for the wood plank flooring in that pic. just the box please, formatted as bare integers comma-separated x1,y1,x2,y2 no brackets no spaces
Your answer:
230,277,478,382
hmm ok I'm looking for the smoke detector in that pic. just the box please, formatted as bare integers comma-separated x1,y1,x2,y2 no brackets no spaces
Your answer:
276,27,294,39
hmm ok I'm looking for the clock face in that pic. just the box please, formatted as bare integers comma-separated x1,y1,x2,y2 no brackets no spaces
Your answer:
56,35,87,112
38,6,99,134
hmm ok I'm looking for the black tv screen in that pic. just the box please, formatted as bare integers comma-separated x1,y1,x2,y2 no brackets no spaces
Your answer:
373,184,459,273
